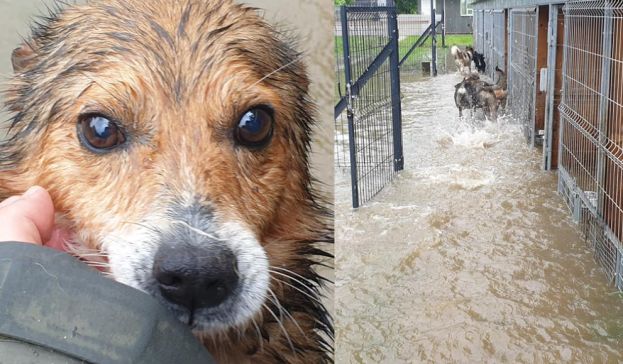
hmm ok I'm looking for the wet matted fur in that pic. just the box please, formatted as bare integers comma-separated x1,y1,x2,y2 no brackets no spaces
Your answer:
0,0,333,362
454,74,500,120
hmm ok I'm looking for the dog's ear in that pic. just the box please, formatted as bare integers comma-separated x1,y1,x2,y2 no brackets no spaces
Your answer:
11,41,38,73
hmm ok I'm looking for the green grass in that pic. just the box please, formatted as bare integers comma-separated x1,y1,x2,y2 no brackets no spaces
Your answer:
335,35,389,60
399,33,472,49
398,34,472,64
335,34,473,61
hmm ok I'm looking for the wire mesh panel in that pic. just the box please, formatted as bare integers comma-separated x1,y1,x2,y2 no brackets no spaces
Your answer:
558,0,623,290
492,10,506,74
473,10,484,53
397,14,435,72
335,6,403,208
509,8,538,145
483,10,494,78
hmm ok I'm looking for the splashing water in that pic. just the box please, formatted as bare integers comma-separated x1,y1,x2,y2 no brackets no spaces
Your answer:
336,73,623,362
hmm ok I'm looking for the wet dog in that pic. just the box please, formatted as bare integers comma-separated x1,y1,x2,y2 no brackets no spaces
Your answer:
454,74,503,120
495,66,507,90
494,66,508,110
451,45,473,74
473,51,486,73
0,0,333,362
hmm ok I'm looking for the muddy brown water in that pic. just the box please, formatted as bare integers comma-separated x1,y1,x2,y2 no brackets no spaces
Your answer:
335,73,623,362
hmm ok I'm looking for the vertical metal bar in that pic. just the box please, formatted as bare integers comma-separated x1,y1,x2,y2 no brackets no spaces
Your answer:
530,8,539,147
617,248,622,290
557,3,571,195
596,3,614,217
340,6,359,208
431,0,437,76
441,0,446,48
508,11,513,110
544,4,559,170
388,6,404,171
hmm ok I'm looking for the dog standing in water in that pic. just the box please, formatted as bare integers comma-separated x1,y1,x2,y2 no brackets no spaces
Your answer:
0,0,333,362
453,74,507,120
451,45,473,74
473,51,486,73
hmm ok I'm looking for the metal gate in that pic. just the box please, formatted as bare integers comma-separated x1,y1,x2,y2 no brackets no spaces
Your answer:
558,0,623,290
335,6,404,208
508,8,538,145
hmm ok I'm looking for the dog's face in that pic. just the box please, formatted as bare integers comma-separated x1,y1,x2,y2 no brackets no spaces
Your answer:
0,0,324,340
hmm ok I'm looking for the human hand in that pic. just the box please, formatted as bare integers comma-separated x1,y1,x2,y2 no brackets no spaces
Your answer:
0,186,67,250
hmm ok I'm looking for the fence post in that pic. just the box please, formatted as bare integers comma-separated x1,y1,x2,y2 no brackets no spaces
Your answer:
431,0,437,76
388,6,404,172
441,0,446,48
529,8,538,147
557,4,571,196
596,4,613,216
507,11,513,110
543,4,558,170
340,6,359,208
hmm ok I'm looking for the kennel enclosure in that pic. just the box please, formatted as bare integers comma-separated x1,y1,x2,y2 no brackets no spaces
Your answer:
472,0,623,291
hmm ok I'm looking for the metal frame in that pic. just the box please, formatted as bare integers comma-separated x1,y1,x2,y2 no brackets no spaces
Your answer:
558,0,623,290
508,7,538,145
543,4,561,170
474,0,623,291
334,5,404,208
396,4,444,75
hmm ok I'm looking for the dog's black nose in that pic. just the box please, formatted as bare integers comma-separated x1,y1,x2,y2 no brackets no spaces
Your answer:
153,244,239,310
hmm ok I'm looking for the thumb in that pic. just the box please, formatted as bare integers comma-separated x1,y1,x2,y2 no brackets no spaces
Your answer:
0,186,55,245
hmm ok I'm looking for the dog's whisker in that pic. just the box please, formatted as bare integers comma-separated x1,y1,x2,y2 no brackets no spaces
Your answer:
269,272,319,299
271,266,319,286
77,72,128,106
269,269,321,300
169,220,227,242
250,316,265,354
250,52,305,89
262,302,296,355
270,274,324,308
269,268,320,295
267,288,306,339
119,220,161,235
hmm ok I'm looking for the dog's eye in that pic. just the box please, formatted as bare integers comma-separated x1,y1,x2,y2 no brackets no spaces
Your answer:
78,114,126,152
234,107,274,148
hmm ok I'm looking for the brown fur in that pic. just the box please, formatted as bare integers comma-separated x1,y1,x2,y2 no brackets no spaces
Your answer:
0,0,333,362
454,74,500,120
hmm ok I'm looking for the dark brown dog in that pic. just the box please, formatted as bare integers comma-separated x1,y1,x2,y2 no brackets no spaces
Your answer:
0,0,333,362
454,74,501,120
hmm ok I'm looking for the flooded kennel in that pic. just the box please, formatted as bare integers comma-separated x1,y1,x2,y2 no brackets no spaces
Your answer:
558,0,623,290
473,0,623,290
472,9,507,84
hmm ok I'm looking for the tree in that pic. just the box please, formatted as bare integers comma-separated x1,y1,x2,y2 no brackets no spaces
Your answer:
396,0,418,14
334,0,354,5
